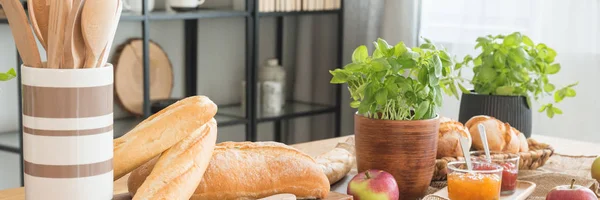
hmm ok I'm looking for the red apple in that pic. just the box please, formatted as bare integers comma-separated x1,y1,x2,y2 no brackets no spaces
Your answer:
347,169,399,200
546,179,598,200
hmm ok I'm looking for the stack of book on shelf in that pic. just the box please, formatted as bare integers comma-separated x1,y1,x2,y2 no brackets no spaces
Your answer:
234,0,341,12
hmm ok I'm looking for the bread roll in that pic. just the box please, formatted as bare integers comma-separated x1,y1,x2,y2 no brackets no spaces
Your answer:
132,118,217,200
315,137,355,184
128,142,330,200
515,128,529,152
465,115,522,153
113,96,217,180
437,118,471,158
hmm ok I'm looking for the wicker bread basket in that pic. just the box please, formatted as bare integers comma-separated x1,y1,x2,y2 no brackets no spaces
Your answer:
432,138,554,181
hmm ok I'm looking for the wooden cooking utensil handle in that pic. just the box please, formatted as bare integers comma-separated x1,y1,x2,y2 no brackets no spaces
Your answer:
47,0,71,69
63,0,85,69
0,0,42,68
96,0,122,68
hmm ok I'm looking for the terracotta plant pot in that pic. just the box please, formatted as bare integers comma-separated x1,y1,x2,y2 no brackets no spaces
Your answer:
355,114,440,200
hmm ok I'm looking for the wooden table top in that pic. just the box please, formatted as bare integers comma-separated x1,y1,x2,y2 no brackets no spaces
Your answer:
0,134,597,199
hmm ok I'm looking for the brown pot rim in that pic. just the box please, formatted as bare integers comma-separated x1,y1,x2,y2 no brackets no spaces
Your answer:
354,113,440,123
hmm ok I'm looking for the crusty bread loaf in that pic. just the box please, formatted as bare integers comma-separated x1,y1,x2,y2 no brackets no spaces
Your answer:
437,118,471,158
315,137,355,184
515,127,529,152
113,96,217,180
466,115,522,153
132,118,217,200
128,142,330,200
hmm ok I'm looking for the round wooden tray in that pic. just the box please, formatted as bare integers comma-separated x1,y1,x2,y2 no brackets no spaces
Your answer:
112,39,173,116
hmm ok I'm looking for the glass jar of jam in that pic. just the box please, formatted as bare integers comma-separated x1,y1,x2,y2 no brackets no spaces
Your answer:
447,161,503,200
470,151,520,195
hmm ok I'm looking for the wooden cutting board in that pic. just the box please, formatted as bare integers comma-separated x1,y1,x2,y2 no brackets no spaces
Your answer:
112,192,353,200
113,39,174,116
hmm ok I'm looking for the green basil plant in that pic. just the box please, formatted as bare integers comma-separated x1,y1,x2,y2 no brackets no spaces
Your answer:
329,38,460,120
452,32,577,118
0,68,16,82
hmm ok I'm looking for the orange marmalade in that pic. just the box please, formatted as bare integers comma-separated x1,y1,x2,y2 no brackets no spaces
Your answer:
447,172,502,200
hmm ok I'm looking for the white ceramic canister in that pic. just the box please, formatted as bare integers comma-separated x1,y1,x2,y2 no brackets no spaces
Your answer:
21,65,114,200
262,81,283,114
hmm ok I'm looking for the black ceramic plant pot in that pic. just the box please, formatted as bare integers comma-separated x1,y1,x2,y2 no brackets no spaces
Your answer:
458,92,532,138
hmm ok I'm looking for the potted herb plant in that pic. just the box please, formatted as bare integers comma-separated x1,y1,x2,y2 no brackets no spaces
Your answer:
330,38,457,199
450,32,577,137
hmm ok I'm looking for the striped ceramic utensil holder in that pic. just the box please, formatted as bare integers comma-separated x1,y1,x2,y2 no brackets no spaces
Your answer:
21,65,114,200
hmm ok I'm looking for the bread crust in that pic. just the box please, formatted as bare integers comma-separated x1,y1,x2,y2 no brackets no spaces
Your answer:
466,115,525,153
132,119,217,200
113,96,217,180
128,141,330,200
437,120,471,158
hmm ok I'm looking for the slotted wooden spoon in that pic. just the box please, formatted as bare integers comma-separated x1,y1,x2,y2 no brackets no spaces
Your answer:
81,0,119,68
27,0,50,50
63,0,86,69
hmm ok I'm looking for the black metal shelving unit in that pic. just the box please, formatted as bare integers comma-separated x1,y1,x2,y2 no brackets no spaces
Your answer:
1,0,344,186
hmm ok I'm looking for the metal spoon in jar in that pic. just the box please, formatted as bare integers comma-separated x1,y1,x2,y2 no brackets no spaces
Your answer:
478,124,493,163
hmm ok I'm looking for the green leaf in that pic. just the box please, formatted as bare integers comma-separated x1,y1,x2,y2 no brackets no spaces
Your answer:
508,47,529,64
554,90,566,103
373,49,384,58
0,68,17,81
474,57,482,66
350,101,361,108
429,72,439,86
371,59,389,71
418,68,429,85
538,104,549,112
458,83,470,94
433,55,443,77
479,66,497,81
493,52,506,67
552,107,563,115
546,63,561,74
449,83,459,98
394,42,408,57
495,86,515,95
544,83,555,92
352,45,369,63
503,32,523,47
509,70,526,83
344,63,363,71
329,69,348,83
375,89,388,105
434,86,443,105
545,48,557,63
565,88,576,97
546,105,555,118
376,38,391,55
522,35,534,46
414,101,430,120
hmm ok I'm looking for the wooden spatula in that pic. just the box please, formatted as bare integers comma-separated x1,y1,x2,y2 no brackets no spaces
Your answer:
96,0,122,68
0,0,42,68
63,0,86,69
82,0,119,68
27,0,50,51
47,0,72,68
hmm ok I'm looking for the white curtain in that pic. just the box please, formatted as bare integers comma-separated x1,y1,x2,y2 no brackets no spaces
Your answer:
420,0,600,142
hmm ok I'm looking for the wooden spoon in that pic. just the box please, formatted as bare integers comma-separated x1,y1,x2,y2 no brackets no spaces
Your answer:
96,0,122,68
27,0,50,51
47,0,72,68
1,0,42,67
81,0,119,68
63,0,86,69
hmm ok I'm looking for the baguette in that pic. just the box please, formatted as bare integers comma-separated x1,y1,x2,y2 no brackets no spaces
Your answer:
315,137,355,184
133,118,217,200
129,142,330,200
113,96,217,180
